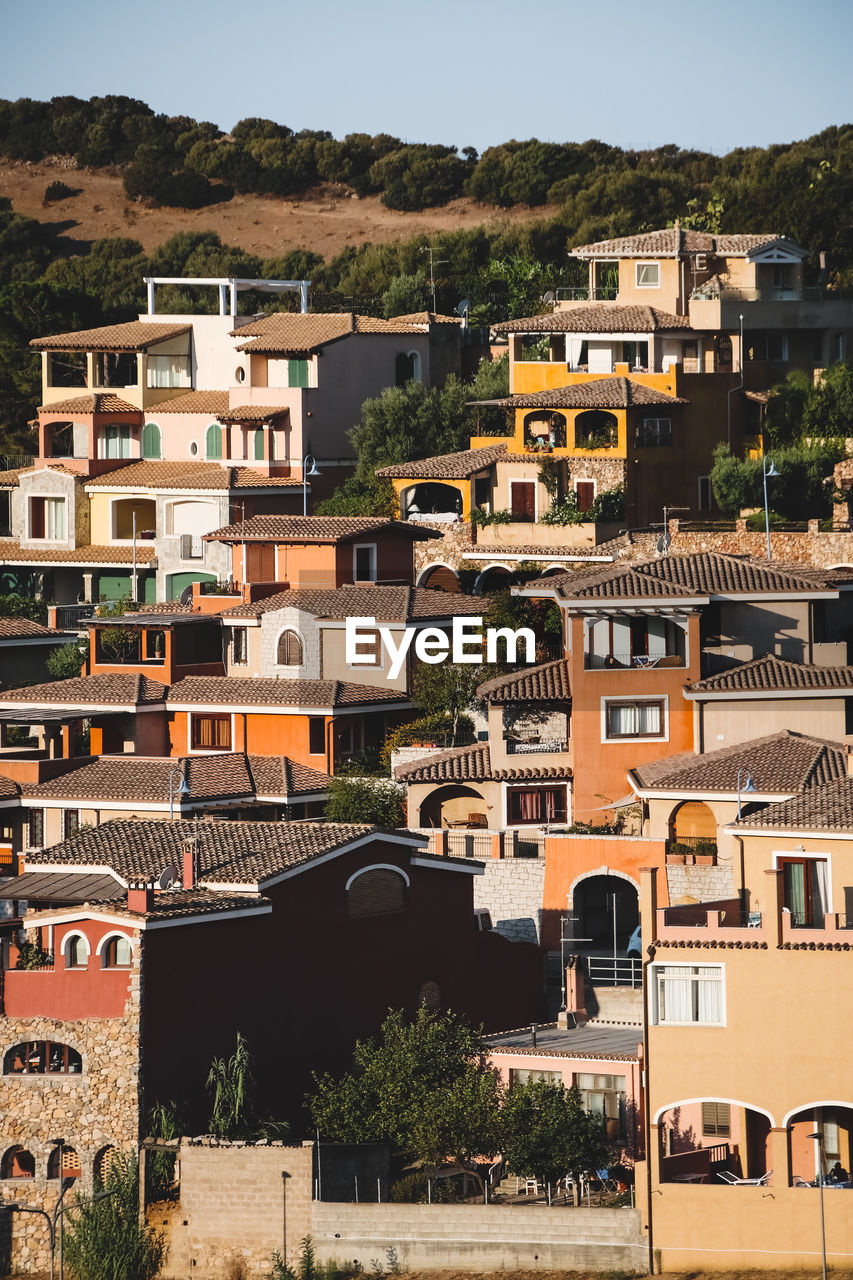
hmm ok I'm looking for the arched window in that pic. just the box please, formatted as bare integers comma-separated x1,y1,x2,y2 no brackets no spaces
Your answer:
395,351,422,385
418,980,442,1011
100,935,132,969
142,422,161,459
1,1146,34,1179
574,409,618,450
4,1041,82,1074
94,1146,118,1186
64,933,89,969
205,423,222,460
253,428,265,461
347,867,407,919
48,1145,81,1180
276,630,303,666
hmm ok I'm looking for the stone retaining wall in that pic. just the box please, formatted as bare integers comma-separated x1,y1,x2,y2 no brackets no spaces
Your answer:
474,858,547,945
666,863,736,904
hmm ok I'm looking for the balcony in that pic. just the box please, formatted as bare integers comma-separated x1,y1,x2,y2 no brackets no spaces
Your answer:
505,738,568,755
585,650,686,671
555,287,619,303
665,837,717,864
179,533,205,561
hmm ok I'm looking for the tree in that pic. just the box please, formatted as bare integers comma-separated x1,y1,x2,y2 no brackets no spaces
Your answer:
710,442,844,520
411,662,487,745
307,1006,504,1169
63,1151,166,1280
501,1080,609,1191
0,593,47,624
381,272,431,318
205,1032,288,1140
325,776,405,827
46,638,86,680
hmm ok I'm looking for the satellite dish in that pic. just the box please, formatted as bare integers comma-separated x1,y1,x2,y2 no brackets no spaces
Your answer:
179,585,194,606
158,865,180,890
455,298,470,316
656,532,672,555
542,290,556,305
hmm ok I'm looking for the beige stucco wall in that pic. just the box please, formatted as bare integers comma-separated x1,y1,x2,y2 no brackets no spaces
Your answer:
697,695,849,751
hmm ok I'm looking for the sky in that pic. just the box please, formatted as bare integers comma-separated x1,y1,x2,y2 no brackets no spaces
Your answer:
3,0,852,155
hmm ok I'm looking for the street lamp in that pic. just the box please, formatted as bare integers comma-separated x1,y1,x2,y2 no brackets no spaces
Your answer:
302,454,320,516
807,1131,828,1280
168,767,190,821
762,457,780,560
736,769,755,821
2,1178,112,1280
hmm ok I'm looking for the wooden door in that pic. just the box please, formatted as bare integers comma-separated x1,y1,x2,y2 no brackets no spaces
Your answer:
576,482,595,514
510,482,536,523
246,542,275,582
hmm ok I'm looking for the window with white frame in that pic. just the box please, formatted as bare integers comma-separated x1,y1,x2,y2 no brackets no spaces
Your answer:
353,544,377,582
654,964,724,1025
509,1068,563,1087
231,627,248,665
635,262,660,288
29,496,66,540
603,697,666,741
98,425,132,460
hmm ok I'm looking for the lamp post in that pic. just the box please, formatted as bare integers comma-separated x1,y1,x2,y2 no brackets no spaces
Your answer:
736,768,755,821
168,767,190,821
2,1178,112,1280
762,457,780,560
302,454,320,517
807,1131,828,1280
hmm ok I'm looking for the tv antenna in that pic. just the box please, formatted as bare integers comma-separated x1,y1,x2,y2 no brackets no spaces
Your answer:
420,244,449,313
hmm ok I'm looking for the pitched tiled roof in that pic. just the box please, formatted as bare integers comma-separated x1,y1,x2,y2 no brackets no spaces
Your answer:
388,311,461,325
0,470,22,487
531,553,841,604
630,730,847,795
28,818,388,887
492,306,692,334
233,312,427,353
0,540,156,566
732,776,853,832
221,585,484,622
376,442,509,480
0,673,167,708
570,229,786,258
394,741,571,783
205,515,440,542
0,617,64,640
0,775,21,799
477,378,687,409
217,404,290,423
21,754,255,803
31,321,191,351
150,391,230,415
248,755,331,797
687,654,853,695
37,394,139,415
477,659,571,704
167,676,406,708
85,461,300,490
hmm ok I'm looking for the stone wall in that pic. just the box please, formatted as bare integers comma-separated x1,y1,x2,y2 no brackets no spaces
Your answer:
161,1140,314,1279
666,863,736,904
310,1202,646,1273
0,945,143,1275
474,858,547,945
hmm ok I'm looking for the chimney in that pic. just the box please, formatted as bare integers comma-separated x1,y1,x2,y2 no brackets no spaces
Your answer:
182,838,198,890
127,880,153,913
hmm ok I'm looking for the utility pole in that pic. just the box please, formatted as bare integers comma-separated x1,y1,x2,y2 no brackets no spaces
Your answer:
420,244,449,313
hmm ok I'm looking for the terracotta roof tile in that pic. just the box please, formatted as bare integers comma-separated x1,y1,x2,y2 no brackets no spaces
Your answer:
492,306,692,334
0,617,65,640
221,585,484,622
0,540,156,565
22,753,254,803
394,741,571,784
569,229,787,258
0,775,20,799
687,654,853,695
631,730,847,795
477,659,571,704
167,676,407,708
0,673,167,708
27,818,387,887
388,311,462,325
0,470,22,487
248,755,331,797
151,391,230,415
31,321,191,351
205,515,440,542
218,404,290,423
376,443,509,480
85,461,299,490
733,776,853,832
37,394,139,415
475,377,687,410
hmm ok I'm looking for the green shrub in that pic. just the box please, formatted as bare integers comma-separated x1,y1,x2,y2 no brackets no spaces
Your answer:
44,180,76,204
471,507,513,526
63,1152,166,1280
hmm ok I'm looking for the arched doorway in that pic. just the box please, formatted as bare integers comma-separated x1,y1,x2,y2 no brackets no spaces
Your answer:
669,801,717,859
655,1099,773,1183
418,784,489,829
786,1104,853,1184
417,564,460,593
473,565,515,594
400,483,462,520
573,873,639,952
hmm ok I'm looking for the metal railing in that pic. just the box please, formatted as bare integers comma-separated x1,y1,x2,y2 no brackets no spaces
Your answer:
414,829,546,860
691,285,853,303
585,956,643,988
584,650,685,670
54,603,96,631
555,286,619,302
198,579,241,596
505,739,568,755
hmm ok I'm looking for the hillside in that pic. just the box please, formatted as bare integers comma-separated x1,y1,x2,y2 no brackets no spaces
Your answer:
0,158,552,261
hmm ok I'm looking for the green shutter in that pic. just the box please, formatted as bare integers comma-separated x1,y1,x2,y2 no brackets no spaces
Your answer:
289,359,309,388
205,424,222,459
253,428,265,460
142,422,161,459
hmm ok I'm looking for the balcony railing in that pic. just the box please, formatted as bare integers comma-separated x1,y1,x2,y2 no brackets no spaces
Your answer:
54,603,96,631
555,287,619,302
585,650,686,670
505,739,568,755
179,533,205,561
691,285,853,303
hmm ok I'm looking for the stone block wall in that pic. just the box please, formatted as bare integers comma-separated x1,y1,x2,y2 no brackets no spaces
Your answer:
161,1140,314,1279
666,863,736,904
474,858,546,945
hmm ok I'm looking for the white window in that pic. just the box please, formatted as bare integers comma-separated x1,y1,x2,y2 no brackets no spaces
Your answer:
353,544,377,582
29,496,66,541
654,964,725,1026
231,628,248,665
98,425,132,460
602,697,667,741
635,262,661,289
